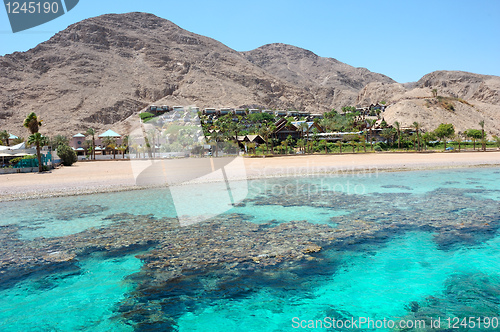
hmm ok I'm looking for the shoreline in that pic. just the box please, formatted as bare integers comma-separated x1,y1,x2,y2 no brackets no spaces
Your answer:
1,151,499,202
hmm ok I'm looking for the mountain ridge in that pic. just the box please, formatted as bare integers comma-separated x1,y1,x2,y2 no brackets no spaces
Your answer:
0,12,499,137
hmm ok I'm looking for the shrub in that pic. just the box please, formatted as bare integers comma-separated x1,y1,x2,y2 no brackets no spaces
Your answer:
375,142,389,150
139,112,155,122
9,157,23,165
57,144,77,166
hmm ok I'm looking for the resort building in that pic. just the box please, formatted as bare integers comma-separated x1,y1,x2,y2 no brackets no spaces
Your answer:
273,118,301,140
7,133,18,146
71,133,86,155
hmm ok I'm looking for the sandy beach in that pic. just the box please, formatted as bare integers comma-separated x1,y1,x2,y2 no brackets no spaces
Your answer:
1,151,499,201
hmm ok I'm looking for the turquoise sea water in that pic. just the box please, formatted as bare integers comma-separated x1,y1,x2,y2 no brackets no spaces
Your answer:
1,167,499,331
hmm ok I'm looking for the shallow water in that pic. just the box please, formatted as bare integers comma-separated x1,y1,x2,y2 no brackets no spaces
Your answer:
1,167,499,331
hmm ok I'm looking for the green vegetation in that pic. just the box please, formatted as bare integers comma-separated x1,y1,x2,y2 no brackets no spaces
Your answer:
464,129,482,150
0,130,9,146
50,135,69,149
57,144,77,166
434,123,455,150
139,112,155,122
23,112,45,173
86,128,96,160
9,155,36,166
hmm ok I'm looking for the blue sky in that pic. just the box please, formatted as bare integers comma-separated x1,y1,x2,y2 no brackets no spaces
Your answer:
1,0,499,83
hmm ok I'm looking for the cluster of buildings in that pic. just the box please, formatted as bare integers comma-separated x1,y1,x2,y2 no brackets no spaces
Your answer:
70,129,124,156
3,103,390,162
147,105,324,121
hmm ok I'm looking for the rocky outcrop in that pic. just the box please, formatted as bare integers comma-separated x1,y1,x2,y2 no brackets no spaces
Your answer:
0,13,394,136
356,71,500,135
0,13,498,137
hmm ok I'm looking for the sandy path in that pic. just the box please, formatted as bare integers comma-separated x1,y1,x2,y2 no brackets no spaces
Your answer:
0,151,499,201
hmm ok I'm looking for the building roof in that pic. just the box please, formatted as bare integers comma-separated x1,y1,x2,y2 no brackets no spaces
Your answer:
73,133,86,138
9,133,18,139
98,129,121,138
246,135,265,143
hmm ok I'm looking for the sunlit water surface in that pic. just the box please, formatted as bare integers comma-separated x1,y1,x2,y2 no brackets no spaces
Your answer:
1,167,499,331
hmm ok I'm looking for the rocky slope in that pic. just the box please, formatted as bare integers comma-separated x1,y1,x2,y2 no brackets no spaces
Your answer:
0,12,498,137
356,71,500,135
243,43,395,108
0,12,391,137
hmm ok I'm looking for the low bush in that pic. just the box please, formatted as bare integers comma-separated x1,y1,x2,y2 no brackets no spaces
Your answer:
57,144,77,166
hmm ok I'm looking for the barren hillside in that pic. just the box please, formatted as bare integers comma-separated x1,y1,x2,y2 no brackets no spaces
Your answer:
0,12,391,137
356,71,500,135
0,13,498,138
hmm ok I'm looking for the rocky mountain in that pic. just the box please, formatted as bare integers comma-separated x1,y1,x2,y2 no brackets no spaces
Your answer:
243,43,395,107
0,12,498,137
0,12,395,137
357,71,500,135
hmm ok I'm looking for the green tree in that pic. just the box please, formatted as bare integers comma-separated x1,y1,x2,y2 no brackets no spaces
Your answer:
296,139,305,153
412,122,421,151
23,112,42,135
86,128,96,160
434,123,455,150
393,121,401,149
258,125,274,154
422,131,436,150
492,135,500,149
57,144,77,166
455,133,463,152
0,130,9,146
367,119,377,151
464,129,482,150
380,128,397,146
23,113,45,172
479,120,486,151
50,135,69,150
12,136,24,145
208,131,223,157
27,133,48,172
102,137,117,159
298,122,310,153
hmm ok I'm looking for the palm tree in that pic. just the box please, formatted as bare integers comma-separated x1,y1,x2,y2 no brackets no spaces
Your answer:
102,137,117,159
209,130,223,157
455,133,463,152
394,121,401,149
23,112,45,172
131,143,140,158
23,112,42,135
280,140,287,155
258,125,273,154
296,139,305,153
479,120,485,151
247,142,256,155
319,140,328,154
412,122,421,151
367,119,377,151
27,133,48,173
50,135,69,150
83,139,92,158
117,145,127,158
0,130,9,146
298,122,310,153
337,140,342,154
86,128,96,160
12,136,24,145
